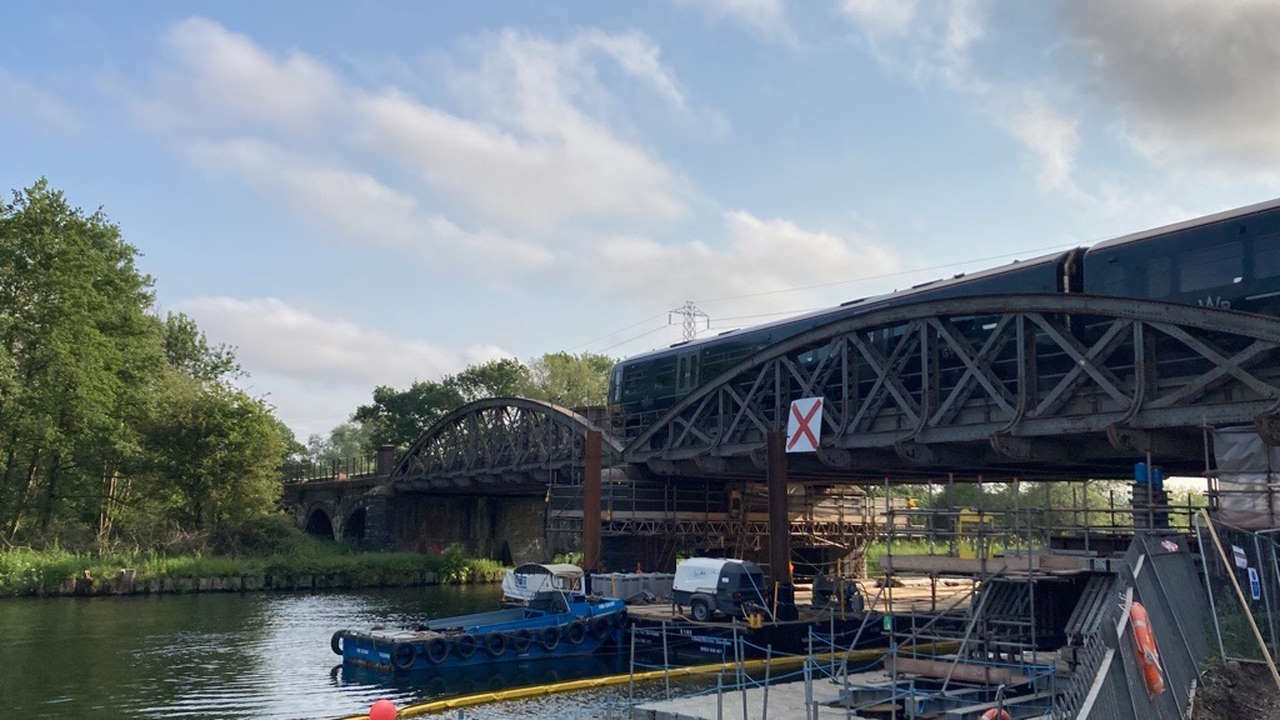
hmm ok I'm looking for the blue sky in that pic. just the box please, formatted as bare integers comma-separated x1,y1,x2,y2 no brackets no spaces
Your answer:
3,0,1279,438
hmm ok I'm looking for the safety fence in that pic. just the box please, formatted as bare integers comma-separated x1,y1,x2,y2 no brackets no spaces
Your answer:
1194,514,1280,666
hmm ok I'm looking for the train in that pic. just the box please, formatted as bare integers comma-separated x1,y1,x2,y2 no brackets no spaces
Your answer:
607,196,1280,424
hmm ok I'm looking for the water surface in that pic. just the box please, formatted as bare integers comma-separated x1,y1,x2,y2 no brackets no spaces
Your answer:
0,585,661,719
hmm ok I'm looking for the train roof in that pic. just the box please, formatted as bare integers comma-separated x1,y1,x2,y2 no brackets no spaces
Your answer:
618,249,1071,364
1089,196,1280,253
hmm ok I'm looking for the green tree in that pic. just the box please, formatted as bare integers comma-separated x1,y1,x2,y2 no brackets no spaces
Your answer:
527,351,614,407
138,371,285,530
0,179,161,539
0,179,292,548
353,380,465,450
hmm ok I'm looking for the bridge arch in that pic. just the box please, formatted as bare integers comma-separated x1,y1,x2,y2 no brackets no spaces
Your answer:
341,507,367,543
304,506,336,540
625,294,1280,478
389,397,623,491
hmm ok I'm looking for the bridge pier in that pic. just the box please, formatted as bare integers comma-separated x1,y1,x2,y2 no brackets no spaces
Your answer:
767,430,798,620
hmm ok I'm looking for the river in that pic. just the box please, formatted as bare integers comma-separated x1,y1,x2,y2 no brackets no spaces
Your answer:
0,586,676,719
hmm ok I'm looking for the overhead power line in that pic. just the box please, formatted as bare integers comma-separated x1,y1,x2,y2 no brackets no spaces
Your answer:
691,242,1079,305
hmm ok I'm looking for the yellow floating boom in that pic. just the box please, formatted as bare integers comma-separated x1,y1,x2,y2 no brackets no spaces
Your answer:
335,641,959,719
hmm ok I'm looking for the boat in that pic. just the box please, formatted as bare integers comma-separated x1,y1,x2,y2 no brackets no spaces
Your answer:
332,590,627,673
500,563,584,605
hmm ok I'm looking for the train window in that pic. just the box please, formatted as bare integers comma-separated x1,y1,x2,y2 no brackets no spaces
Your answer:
1147,256,1172,298
1255,233,1280,279
610,366,623,403
1179,241,1242,292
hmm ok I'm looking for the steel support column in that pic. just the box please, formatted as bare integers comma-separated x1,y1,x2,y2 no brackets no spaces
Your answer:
583,429,603,575
767,430,798,619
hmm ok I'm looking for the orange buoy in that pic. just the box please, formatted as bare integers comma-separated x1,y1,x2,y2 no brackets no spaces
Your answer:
980,709,1012,720
1129,601,1166,697
369,699,397,720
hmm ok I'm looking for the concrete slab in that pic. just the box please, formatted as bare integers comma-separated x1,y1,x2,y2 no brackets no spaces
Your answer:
632,673,894,720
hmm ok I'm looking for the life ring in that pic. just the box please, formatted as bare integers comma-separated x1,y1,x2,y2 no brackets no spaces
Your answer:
485,632,507,657
540,626,561,650
566,621,587,645
425,636,450,664
980,710,1011,720
590,616,611,637
330,630,345,656
511,629,533,653
1130,602,1166,697
392,642,416,671
454,634,479,659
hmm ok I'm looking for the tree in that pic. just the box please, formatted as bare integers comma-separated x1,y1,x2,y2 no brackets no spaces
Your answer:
453,358,532,400
0,179,293,547
139,371,285,530
161,312,239,382
353,380,465,450
527,352,614,407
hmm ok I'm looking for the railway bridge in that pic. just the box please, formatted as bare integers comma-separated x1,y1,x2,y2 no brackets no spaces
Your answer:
283,295,1280,568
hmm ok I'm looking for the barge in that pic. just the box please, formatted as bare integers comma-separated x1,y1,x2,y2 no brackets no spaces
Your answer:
332,590,626,673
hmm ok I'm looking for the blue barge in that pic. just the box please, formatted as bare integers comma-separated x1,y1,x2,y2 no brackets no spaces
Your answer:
332,591,626,673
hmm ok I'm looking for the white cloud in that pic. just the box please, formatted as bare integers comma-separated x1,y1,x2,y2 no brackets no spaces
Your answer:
1064,0,1280,171
0,68,80,133
571,210,901,320
1006,102,1079,191
186,136,554,269
132,18,690,237
838,0,918,35
676,0,796,45
178,296,513,435
136,17,341,132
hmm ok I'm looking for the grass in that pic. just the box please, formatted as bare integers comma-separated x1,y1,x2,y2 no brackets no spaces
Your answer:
862,537,1024,575
0,540,505,597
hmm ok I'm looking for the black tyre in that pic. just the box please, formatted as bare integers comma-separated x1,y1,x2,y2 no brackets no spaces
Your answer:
426,636,450,664
566,621,587,645
484,632,507,657
691,597,713,622
540,626,561,650
330,630,345,656
455,634,479,659
511,629,533,653
392,642,416,671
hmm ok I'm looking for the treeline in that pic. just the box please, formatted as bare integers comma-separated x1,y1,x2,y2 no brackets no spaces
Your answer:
0,180,619,549
302,352,614,463
0,181,291,549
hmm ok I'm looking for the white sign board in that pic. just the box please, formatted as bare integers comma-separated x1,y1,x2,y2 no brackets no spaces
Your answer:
786,397,824,453
1249,567,1262,600
1233,545,1249,569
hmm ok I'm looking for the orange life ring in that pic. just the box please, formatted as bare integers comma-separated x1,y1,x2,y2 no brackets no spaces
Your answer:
1129,601,1166,697
980,709,1011,720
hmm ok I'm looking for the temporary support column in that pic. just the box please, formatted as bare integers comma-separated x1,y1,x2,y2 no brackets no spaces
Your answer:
767,430,798,620
583,430,603,579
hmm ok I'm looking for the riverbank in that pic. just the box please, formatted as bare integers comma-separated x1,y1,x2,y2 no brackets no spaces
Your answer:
0,543,505,597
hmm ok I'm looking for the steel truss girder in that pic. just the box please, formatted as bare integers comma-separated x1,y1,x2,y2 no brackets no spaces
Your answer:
389,397,622,490
624,295,1280,474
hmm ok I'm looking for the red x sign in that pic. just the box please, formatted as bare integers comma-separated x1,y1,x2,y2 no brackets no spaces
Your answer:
786,397,824,453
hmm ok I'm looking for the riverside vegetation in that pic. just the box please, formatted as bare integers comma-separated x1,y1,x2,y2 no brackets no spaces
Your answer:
0,180,609,594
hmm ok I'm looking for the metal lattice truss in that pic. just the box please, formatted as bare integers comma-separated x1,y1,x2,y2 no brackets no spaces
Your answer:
390,397,623,492
626,295,1280,477
547,515,874,549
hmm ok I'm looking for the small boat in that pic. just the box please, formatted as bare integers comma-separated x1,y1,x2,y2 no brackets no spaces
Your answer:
332,590,626,673
501,563,584,605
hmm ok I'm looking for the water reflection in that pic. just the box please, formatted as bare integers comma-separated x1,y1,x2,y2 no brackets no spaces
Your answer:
0,585,580,719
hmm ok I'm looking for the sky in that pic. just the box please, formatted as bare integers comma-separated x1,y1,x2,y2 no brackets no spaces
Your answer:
3,0,1280,440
